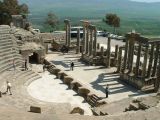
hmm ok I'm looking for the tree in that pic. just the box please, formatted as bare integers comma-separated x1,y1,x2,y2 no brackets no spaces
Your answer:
45,12,59,32
0,0,29,25
104,13,120,34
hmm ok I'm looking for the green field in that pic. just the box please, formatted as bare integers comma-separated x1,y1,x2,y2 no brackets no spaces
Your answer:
19,0,160,37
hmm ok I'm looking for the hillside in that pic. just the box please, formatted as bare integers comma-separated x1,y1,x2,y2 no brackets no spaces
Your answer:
19,0,160,36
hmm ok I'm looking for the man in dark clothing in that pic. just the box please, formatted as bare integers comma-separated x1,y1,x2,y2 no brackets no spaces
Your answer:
70,62,74,71
25,59,28,70
105,84,109,98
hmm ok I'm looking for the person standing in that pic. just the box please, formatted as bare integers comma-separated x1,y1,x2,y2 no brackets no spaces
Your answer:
70,61,74,71
105,84,109,98
6,81,12,95
13,59,16,71
25,59,28,70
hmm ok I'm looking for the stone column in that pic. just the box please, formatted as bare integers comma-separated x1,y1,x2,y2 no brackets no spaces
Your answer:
135,43,142,76
65,24,68,46
93,28,97,57
68,22,71,47
152,44,159,77
128,40,135,74
154,54,160,91
82,26,86,53
97,43,100,50
114,45,119,65
122,39,129,72
117,47,123,73
86,28,89,54
89,29,93,56
76,28,80,54
106,37,111,68
64,19,70,46
127,38,133,69
147,44,155,77
142,45,149,77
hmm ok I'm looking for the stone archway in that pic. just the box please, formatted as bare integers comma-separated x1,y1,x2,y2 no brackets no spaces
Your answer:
29,52,39,63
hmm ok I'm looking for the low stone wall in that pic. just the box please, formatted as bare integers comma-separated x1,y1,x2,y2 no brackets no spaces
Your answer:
45,59,105,107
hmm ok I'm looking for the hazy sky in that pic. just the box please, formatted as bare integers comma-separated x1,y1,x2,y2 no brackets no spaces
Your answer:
130,0,160,2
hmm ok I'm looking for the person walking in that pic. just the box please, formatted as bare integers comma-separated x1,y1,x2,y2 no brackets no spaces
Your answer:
70,61,74,71
6,81,12,95
105,84,109,98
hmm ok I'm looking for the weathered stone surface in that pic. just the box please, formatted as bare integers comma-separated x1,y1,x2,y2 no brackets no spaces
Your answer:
30,106,41,113
70,107,84,115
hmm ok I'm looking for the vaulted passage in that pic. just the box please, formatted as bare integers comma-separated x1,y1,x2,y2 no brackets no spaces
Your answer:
29,52,39,63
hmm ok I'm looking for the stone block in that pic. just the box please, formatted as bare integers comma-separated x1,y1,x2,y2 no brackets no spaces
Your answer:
30,106,41,113
0,91,2,97
64,76,74,87
70,107,84,115
71,81,82,92
52,68,61,76
78,87,90,99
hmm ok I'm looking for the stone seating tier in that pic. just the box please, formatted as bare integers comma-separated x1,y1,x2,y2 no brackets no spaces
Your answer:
0,70,42,112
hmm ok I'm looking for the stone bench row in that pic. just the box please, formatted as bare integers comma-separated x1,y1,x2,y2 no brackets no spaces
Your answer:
0,48,14,55
0,53,22,62
0,35,11,39
0,41,13,46
45,62,105,107
0,44,13,50
0,60,22,74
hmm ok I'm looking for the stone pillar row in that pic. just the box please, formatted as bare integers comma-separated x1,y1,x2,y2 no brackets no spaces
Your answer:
81,22,97,57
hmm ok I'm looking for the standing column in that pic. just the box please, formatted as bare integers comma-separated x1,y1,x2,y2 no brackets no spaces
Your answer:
93,28,97,57
117,47,123,73
154,54,160,91
114,45,119,65
89,29,93,56
126,38,132,69
106,37,111,68
152,44,159,77
65,24,68,45
128,39,135,73
68,22,71,47
76,28,80,54
147,44,155,77
82,26,86,53
142,45,149,77
135,43,142,76
86,28,89,54
122,39,129,72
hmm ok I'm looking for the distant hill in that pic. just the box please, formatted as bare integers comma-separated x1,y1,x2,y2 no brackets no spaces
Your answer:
19,0,160,36
19,0,160,18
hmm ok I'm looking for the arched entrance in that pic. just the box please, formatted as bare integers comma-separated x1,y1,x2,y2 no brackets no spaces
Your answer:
29,52,39,63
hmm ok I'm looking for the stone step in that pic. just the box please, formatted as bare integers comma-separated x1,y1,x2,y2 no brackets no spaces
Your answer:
0,41,13,46
141,84,155,93
0,48,13,54
0,44,13,49
0,39,12,43
0,60,22,74
0,54,22,63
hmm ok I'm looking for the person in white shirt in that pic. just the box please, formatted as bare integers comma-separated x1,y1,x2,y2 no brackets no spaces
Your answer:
6,81,12,95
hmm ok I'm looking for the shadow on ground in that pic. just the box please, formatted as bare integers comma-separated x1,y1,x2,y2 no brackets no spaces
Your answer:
90,73,143,97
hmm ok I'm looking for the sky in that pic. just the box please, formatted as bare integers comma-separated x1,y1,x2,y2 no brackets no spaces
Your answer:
130,0,160,2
